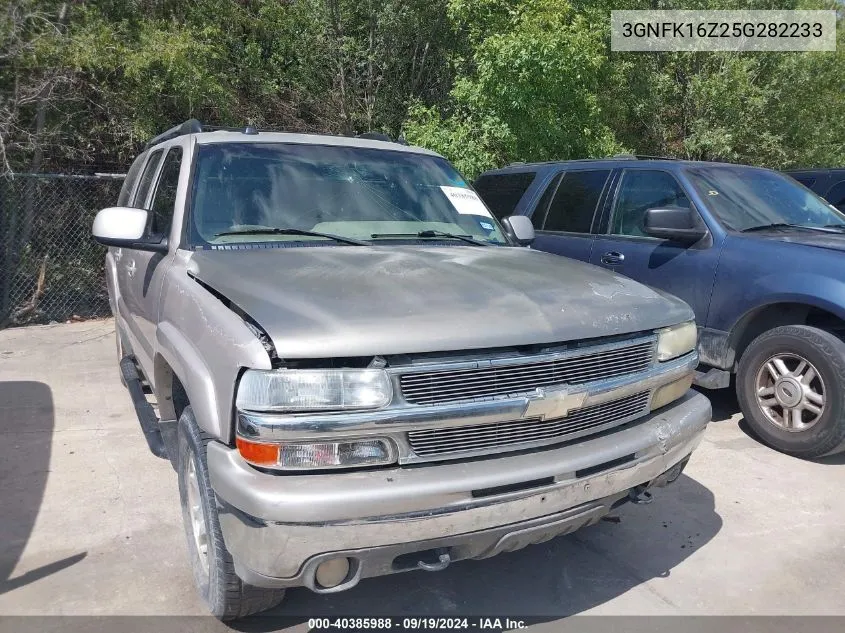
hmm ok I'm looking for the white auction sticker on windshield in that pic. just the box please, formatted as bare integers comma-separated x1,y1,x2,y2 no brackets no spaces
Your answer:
440,186,492,218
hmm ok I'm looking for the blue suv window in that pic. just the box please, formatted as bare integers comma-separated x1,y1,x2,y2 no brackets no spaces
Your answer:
474,172,536,220
610,170,691,237
542,170,610,233
825,181,845,210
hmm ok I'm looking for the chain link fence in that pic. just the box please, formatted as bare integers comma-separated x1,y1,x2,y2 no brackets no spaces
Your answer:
0,172,125,328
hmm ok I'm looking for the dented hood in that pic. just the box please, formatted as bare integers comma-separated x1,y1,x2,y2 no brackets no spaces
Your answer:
188,245,693,358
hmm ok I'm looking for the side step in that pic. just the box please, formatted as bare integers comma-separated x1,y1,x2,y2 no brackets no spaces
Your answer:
119,356,169,460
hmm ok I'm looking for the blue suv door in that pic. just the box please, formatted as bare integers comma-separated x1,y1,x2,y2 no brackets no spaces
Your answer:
529,168,613,264
588,167,721,323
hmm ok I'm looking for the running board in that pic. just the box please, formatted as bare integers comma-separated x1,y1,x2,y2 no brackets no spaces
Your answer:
120,356,169,460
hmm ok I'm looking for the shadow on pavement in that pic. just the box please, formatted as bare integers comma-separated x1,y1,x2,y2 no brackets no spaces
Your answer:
699,384,845,465
230,473,720,630
0,381,86,595
696,386,740,422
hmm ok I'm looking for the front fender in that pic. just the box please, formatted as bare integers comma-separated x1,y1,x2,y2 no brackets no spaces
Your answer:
156,258,272,441
709,269,845,333
156,323,218,434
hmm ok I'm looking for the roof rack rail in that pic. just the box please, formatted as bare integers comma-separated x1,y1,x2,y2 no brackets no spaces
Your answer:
145,119,266,149
612,153,681,161
357,132,393,142
145,119,202,150
201,124,260,135
145,121,414,150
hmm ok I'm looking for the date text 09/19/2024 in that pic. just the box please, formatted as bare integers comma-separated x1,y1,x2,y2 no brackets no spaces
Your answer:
307,617,528,630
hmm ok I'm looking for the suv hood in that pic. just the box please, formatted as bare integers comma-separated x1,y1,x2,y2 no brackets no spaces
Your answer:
739,230,845,253
189,246,692,358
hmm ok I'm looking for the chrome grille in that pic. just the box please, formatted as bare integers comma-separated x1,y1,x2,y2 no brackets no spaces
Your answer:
407,391,651,459
399,339,654,406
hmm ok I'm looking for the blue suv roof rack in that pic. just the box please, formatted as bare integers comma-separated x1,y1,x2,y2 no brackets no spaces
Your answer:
612,154,681,160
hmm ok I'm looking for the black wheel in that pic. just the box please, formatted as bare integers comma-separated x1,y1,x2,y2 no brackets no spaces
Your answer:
176,406,285,619
736,325,845,458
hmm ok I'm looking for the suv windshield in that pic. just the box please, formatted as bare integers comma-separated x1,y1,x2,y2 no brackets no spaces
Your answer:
684,166,845,232
188,142,508,246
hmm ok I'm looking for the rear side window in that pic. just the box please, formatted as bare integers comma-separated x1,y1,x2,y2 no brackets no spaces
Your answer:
542,170,610,233
132,150,164,209
149,147,183,236
473,172,536,220
825,181,845,210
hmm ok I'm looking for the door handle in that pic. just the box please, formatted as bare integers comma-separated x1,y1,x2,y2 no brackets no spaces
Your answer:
601,251,625,265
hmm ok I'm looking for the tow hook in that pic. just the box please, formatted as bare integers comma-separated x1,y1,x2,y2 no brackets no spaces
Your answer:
417,548,451,572
628,486,653,505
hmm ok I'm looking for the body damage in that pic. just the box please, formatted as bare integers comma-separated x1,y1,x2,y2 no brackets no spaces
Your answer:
188,245,693,359
155,250,271,439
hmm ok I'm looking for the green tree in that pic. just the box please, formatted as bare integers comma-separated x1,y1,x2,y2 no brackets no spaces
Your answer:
404,0,624,178
597,0,845,167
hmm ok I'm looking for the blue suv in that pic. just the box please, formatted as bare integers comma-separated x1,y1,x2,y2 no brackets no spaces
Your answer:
475,157,845,458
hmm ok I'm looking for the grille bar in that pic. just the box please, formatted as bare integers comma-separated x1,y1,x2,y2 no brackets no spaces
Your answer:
401,357,650,389
411,398,646,443
403,344,654,381
400,361,650,398
407,391,651,459
399,339,654,406
408,403,648,450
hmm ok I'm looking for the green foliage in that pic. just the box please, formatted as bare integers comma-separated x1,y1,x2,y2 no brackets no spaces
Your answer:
406,0,624,177
1,0,844,175
403,102,511,179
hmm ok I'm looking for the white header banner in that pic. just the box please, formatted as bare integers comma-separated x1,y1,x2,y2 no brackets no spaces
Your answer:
611,10,837,52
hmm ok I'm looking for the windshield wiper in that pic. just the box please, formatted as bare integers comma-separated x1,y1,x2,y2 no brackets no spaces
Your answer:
741,223,826,233
213,227,369,246
370,229,493,246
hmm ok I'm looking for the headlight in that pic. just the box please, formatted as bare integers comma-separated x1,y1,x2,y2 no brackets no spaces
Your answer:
236,368,392,412
656,321,697,361
236,436,398,470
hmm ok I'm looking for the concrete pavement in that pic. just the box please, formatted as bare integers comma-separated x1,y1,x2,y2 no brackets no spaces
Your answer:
1,319,844,622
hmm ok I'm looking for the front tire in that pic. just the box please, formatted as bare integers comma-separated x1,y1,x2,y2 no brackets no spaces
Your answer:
176,407,285,619
736,325,845,458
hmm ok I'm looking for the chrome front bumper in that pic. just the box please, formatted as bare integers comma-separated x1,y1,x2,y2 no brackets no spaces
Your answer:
209,390,710,591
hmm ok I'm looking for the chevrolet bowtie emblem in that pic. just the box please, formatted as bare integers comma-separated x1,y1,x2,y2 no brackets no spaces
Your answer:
523,386,587,420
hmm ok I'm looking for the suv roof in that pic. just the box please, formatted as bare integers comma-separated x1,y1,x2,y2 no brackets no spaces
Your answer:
785,167,845,176
145,118,438,157
482,156,757,175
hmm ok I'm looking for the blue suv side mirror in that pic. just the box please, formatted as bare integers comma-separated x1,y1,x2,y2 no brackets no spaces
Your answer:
644,207,707,243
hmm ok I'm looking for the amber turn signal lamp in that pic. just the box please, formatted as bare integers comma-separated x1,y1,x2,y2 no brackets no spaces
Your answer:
236,436,280,466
